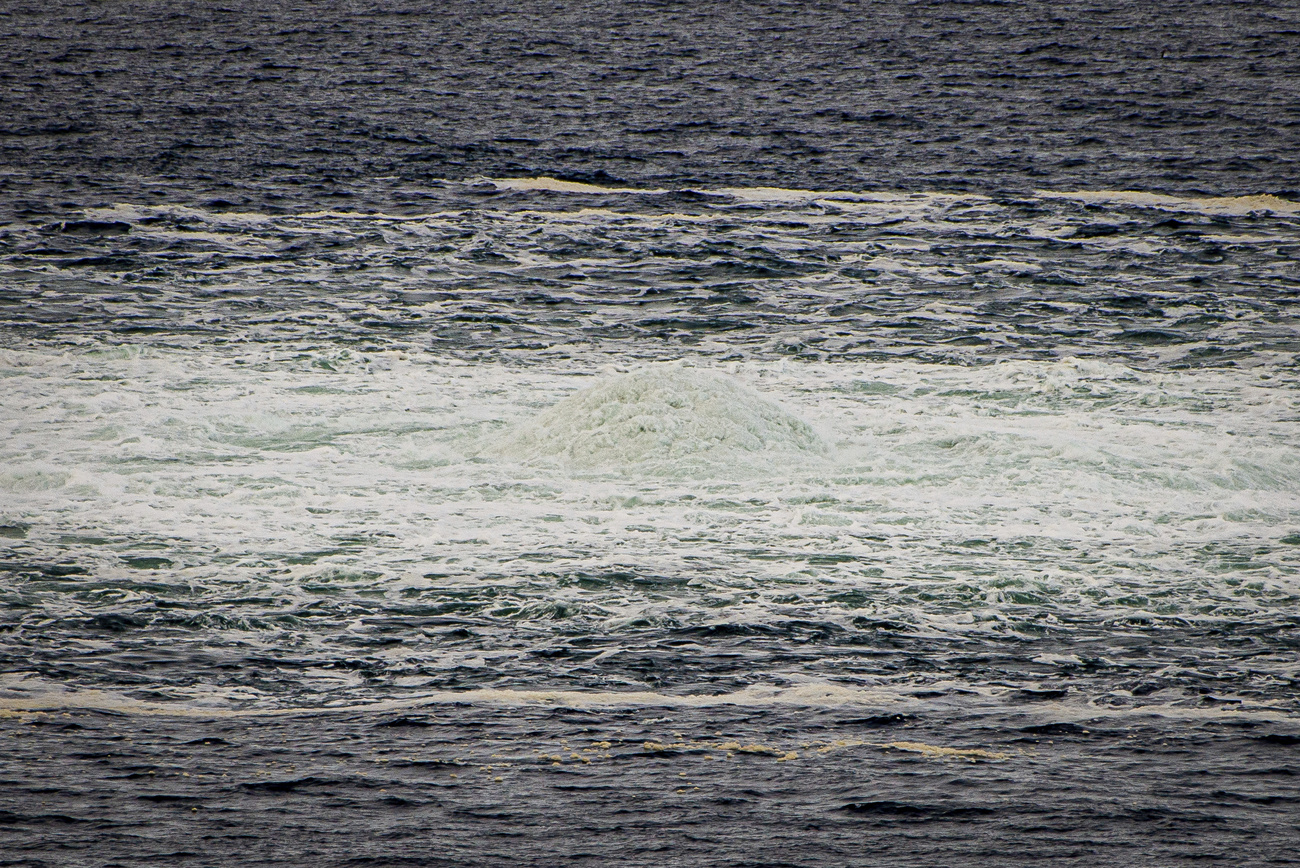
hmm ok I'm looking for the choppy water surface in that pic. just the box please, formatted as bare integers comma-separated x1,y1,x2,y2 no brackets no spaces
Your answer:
2,182,1298,718
3,1,1300,863
2,180,1299,867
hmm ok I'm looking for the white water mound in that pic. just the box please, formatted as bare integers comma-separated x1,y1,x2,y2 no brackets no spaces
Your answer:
492,366,826,471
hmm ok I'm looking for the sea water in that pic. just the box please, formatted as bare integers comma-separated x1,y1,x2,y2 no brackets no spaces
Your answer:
2,1,1300,862
2,181,1299,865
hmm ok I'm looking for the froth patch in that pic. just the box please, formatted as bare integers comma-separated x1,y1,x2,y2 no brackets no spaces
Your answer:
486,176,666,196
1040,190,1300,216
490,366,826,471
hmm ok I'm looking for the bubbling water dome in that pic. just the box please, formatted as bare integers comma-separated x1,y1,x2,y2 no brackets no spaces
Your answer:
491,365,827,472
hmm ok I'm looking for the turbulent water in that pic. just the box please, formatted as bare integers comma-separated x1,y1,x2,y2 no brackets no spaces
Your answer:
2,2,1300,866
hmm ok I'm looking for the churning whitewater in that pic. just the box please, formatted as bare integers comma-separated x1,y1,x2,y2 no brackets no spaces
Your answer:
1,315,1297,713
490,365,827,471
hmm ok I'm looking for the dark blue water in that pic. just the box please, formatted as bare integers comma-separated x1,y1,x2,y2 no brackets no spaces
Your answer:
3,0,1298,220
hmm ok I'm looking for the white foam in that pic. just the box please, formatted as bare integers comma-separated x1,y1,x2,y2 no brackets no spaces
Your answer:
488,364,827,472
2,348,1298,692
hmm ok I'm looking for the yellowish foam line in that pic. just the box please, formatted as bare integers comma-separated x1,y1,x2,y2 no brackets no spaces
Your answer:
1,681,1293,725
643,735,1001,762
1038,189,1300,216
0,682,906,716
881,740,1007,760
